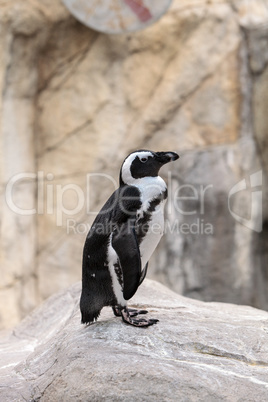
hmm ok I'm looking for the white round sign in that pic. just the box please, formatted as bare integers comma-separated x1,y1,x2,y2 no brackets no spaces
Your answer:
62,0,173,34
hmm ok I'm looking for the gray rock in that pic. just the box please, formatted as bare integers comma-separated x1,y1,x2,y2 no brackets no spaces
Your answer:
1,279,268,401
149,141,268,310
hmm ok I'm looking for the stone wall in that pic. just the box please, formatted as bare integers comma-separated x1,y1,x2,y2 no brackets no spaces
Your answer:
0,0,268,329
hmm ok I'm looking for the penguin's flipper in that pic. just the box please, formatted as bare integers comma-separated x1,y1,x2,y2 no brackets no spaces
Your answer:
112,219,141,300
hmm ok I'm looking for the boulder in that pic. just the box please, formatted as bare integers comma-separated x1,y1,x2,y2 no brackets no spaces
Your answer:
1,279,268,401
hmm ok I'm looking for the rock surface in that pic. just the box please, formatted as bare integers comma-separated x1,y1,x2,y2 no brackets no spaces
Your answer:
0,0,268,329
1,279,268,401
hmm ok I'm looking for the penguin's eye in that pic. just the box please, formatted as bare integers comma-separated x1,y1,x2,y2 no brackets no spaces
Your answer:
140,157,148,163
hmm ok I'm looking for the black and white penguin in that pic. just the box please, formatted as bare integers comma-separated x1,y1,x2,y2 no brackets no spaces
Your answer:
80,150,179,327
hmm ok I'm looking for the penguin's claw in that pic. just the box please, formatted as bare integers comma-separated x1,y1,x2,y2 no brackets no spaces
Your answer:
128,308,148,317
121,307,159,327
112,306,148,317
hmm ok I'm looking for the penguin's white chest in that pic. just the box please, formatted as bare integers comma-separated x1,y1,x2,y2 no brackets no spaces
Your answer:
134,176,167,268
139,203,166,268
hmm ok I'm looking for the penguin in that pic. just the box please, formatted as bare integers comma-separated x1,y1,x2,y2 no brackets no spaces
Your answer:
80,150,179,327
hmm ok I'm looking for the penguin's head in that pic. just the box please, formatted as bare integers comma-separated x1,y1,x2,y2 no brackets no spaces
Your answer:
120,150,179,186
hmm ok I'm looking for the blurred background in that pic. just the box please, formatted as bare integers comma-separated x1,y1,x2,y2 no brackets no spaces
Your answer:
0,0,268,330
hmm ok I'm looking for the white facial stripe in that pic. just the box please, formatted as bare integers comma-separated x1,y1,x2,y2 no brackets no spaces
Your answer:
121,151,153,185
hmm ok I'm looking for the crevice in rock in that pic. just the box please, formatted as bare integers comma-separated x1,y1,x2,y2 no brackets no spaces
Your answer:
191,342,268,366
37,44,90,93
240,27,268,176
139,46,240,148
37,119,93,158
37,99,109,158
37,32,99,95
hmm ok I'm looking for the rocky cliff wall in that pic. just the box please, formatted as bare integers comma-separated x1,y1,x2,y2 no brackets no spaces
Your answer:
0,0,268,329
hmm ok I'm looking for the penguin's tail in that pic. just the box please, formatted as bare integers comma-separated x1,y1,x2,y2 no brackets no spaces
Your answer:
80,309,100,325
80,291,102,325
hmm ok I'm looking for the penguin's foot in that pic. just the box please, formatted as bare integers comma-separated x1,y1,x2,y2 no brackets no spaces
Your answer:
128,308,148,317
121,307,159,327
112,306,122,317
112,306,148,317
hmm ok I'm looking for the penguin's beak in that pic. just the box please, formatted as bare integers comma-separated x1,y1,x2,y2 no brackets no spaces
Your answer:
155,151,179,165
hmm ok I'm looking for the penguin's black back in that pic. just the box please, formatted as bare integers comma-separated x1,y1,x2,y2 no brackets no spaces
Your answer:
80,185,142,324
